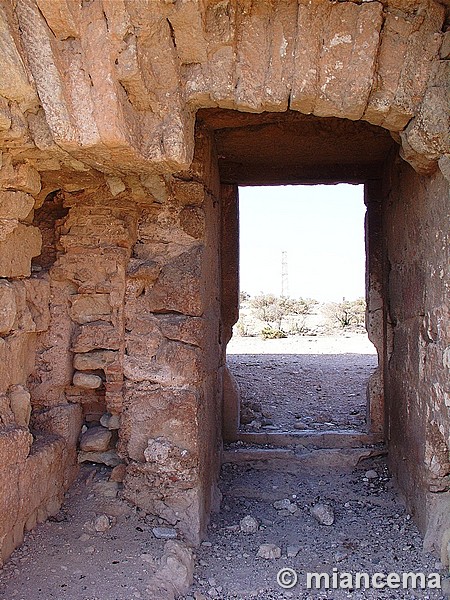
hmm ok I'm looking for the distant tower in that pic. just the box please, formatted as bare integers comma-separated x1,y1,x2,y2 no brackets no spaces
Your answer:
281,250,289,297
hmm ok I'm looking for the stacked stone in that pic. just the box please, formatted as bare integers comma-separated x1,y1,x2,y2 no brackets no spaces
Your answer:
56,195,138,469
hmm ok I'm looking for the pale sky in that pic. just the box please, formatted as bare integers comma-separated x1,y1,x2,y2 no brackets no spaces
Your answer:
238,184,366,303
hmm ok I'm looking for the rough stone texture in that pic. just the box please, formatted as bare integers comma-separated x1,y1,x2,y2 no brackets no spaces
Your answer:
79,427,112,453
0,224,42,277
383,156,450,564
0,0,448,566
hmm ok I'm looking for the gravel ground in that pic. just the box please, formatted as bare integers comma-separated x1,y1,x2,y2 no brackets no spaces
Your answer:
227,333,377,432
185,456,449,600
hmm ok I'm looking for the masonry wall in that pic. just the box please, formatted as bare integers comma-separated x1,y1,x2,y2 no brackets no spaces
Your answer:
120,125,223,545
0,162,82,565
383,154,450,563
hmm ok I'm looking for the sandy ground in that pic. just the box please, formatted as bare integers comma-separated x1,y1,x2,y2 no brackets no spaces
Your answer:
227,333,377,432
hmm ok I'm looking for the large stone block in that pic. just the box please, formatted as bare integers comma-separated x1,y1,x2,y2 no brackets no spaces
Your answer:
120,384,199,462
0,5,38,110
0,191,34,220
144,246,205,316
69,293,111,325
8,385,31,428
71,322,121,353
0,333,36,394
313,2,383,121
0,162,41,196
0,281,16,334
0,427,33,467
0,223,42,278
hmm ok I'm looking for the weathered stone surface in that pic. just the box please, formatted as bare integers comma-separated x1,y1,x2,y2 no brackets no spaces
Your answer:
314,2,383,121
121,385,198,462
0,0,447,567
79,426,112,453
100,413,120,430
73,350,118,372
0,5,38,110
0,332,36,394
1,162,41,196
69,294,111,325
35,0,80,40
0,427,33,466
8,385,31,427
146,540,194,600
78,449,121,467
257,543,281,559
0,281,16,334
32,404,83,450
72,323,121,353
0,224,42,278
0,191,34,220
73,372,102,390
311,503,335,526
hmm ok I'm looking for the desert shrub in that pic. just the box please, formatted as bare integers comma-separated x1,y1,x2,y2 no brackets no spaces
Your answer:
325,298,366,329
250,294,317,331
260,326,287,339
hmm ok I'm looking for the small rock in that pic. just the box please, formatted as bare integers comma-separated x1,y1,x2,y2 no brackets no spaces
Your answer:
73,372,103,389
152,527,177,540
273,499,292,510
93,480,119,498
194,593,207,600
140,553,155,564
78,449,121,467
257,544,282,559
277,509,290,517
78,533,90,542
94,514,112,532
287,545,301,558
110,463,126,483
294,422,309,430
287,503,298,514
239,515,259,533
79,426,112,452
201,541,212,547
365,469,378,479
100,412,121,430
334,551,348,562
311,503,335,526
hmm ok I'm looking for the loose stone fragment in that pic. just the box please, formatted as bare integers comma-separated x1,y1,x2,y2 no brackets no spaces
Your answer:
94,515,112,532
311,503,335,526
239,515,259,533
79,426,112,452
152,527,178,540
257,543,282,559
365,469,378,479
73,372,102,389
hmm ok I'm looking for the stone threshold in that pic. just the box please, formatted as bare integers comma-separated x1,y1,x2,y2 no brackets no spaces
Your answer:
222,445,387,472
229,430,384,449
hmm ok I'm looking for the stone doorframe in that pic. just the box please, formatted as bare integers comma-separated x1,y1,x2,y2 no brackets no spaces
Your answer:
221,180,386,448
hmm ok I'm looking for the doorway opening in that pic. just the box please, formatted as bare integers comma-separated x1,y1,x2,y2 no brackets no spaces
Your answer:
224,183,382,446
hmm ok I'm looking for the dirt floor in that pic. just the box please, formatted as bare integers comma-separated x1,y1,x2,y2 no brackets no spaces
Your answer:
1,457,448,600
227,333,377,432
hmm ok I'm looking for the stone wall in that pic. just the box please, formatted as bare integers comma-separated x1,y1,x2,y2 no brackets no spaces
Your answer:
383,156,450,564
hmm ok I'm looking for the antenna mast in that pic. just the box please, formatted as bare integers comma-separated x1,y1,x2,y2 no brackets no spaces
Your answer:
281,250,289,297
